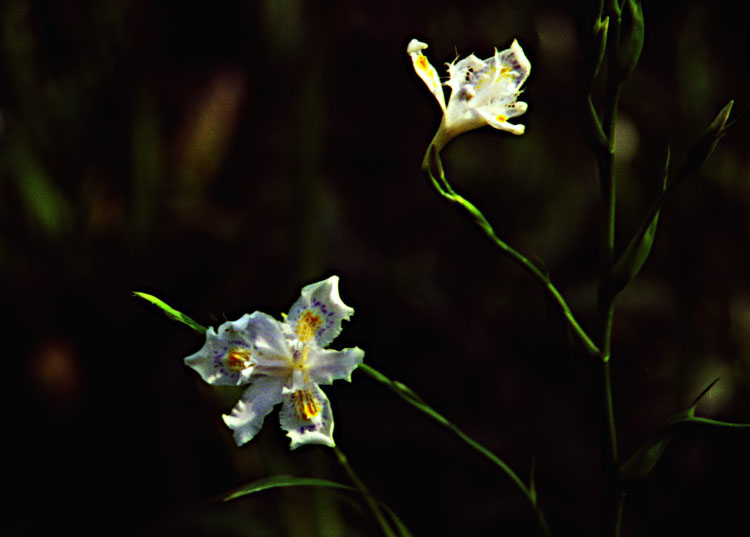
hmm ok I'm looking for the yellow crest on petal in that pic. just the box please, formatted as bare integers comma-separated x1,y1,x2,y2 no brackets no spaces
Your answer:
292,388,321,420
296,310,323,342
226,348,253,371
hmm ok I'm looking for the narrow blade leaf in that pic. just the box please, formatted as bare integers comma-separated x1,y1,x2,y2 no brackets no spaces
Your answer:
224,476,355,501
608,148,670,294
224,475,413,537
621,377,749,488
133,291,207,334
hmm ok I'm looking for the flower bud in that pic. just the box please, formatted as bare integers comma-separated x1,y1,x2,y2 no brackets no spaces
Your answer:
678,100,734,179
612,0,644,82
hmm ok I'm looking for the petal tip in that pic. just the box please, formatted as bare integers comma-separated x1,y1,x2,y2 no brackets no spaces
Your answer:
407,38,428,55
509,39,531,74
289,435,336,450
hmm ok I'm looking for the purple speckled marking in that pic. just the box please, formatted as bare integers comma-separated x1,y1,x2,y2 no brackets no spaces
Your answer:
298,424,319,434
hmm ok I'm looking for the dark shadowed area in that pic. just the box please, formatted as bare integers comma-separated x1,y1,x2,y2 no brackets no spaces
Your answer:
3,1,750,536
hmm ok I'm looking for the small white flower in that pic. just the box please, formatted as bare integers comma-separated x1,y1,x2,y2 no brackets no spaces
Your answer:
185,276,364,449
407,38,531,151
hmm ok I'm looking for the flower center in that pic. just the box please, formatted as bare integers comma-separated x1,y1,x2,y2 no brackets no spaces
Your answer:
292,346,312,383
296,310,323,342
226,348,252,372
474,68,493,90
292,388,321,420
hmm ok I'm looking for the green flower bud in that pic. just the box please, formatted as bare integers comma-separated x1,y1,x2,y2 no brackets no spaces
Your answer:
678,100,734,179
613,0,644,82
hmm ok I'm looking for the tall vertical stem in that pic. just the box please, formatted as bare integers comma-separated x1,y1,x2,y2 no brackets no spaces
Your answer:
597,30,624,536
599,81,621,466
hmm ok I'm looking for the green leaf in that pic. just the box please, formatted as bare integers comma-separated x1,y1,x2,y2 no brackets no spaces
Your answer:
620,378,750,488
608,148,670,294
133,291,207,334
620,427,675,487
590,16,609,81
224,475,413,537
224,476,355,501
687,377,721,416
582,94,610,158
379,504,414,537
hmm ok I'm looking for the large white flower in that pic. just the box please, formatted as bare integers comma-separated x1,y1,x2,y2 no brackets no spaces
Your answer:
407,38,531,151
185,276,364,449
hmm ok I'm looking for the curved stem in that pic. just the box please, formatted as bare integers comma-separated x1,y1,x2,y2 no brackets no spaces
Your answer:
333,446,396,537
359,363,552,537
423,146,601,361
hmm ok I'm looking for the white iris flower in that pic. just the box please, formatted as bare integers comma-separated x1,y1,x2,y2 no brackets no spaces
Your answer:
407,38,531,151
185,276,364,449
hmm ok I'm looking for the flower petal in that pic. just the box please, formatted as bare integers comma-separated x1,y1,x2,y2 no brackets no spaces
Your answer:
497,39,531,91
287,276,354,347
222,376,285,446
243,311,293,370
307,347,364,385
279,384,335,449
504,101,528,118
407,39,446,111
475,106,526,135
184,315,256,386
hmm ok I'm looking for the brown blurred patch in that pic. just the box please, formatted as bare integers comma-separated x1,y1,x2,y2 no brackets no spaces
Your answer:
172,69,247,206
29,337,83,408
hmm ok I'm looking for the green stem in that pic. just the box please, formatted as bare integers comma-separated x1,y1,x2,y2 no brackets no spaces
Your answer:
359,363,552,537
600,86,621,263
596,43,624,537
602,343,617,461
599,296,620,537
423,147,601,361
333,446,396,537
614,491,626,534
596,0,605,20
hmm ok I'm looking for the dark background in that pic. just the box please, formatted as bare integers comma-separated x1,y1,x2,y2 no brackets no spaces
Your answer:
3,1,750,536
